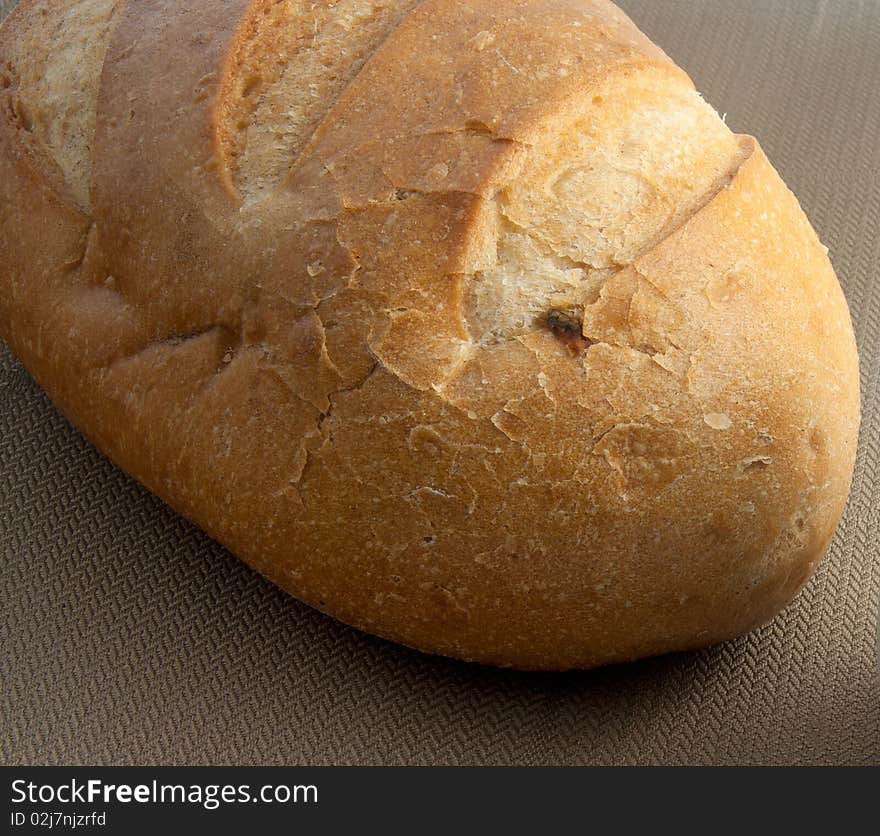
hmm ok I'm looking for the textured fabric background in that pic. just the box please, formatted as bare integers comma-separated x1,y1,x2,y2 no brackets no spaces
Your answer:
1,0,878,765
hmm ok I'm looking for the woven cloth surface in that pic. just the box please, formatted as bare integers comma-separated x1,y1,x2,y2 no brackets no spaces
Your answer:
1,0,878,765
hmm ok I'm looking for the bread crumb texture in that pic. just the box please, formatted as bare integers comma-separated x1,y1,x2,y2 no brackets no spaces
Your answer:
0,0,860,669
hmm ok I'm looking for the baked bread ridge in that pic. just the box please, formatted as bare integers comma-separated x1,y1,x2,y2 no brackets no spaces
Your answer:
0,0,860,669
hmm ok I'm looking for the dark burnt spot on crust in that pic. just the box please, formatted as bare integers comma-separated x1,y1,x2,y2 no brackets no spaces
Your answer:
545,308,581,336
544,308,592,353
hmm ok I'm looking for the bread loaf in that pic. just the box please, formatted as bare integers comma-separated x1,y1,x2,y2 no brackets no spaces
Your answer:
0,0,860,670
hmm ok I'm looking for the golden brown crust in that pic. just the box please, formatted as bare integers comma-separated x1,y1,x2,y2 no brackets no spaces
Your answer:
0,0,860,669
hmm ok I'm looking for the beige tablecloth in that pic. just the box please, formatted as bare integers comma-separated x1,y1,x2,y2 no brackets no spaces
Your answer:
1,0,878,765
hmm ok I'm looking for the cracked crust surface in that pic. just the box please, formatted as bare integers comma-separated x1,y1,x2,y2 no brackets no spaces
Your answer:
0,0,861,669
